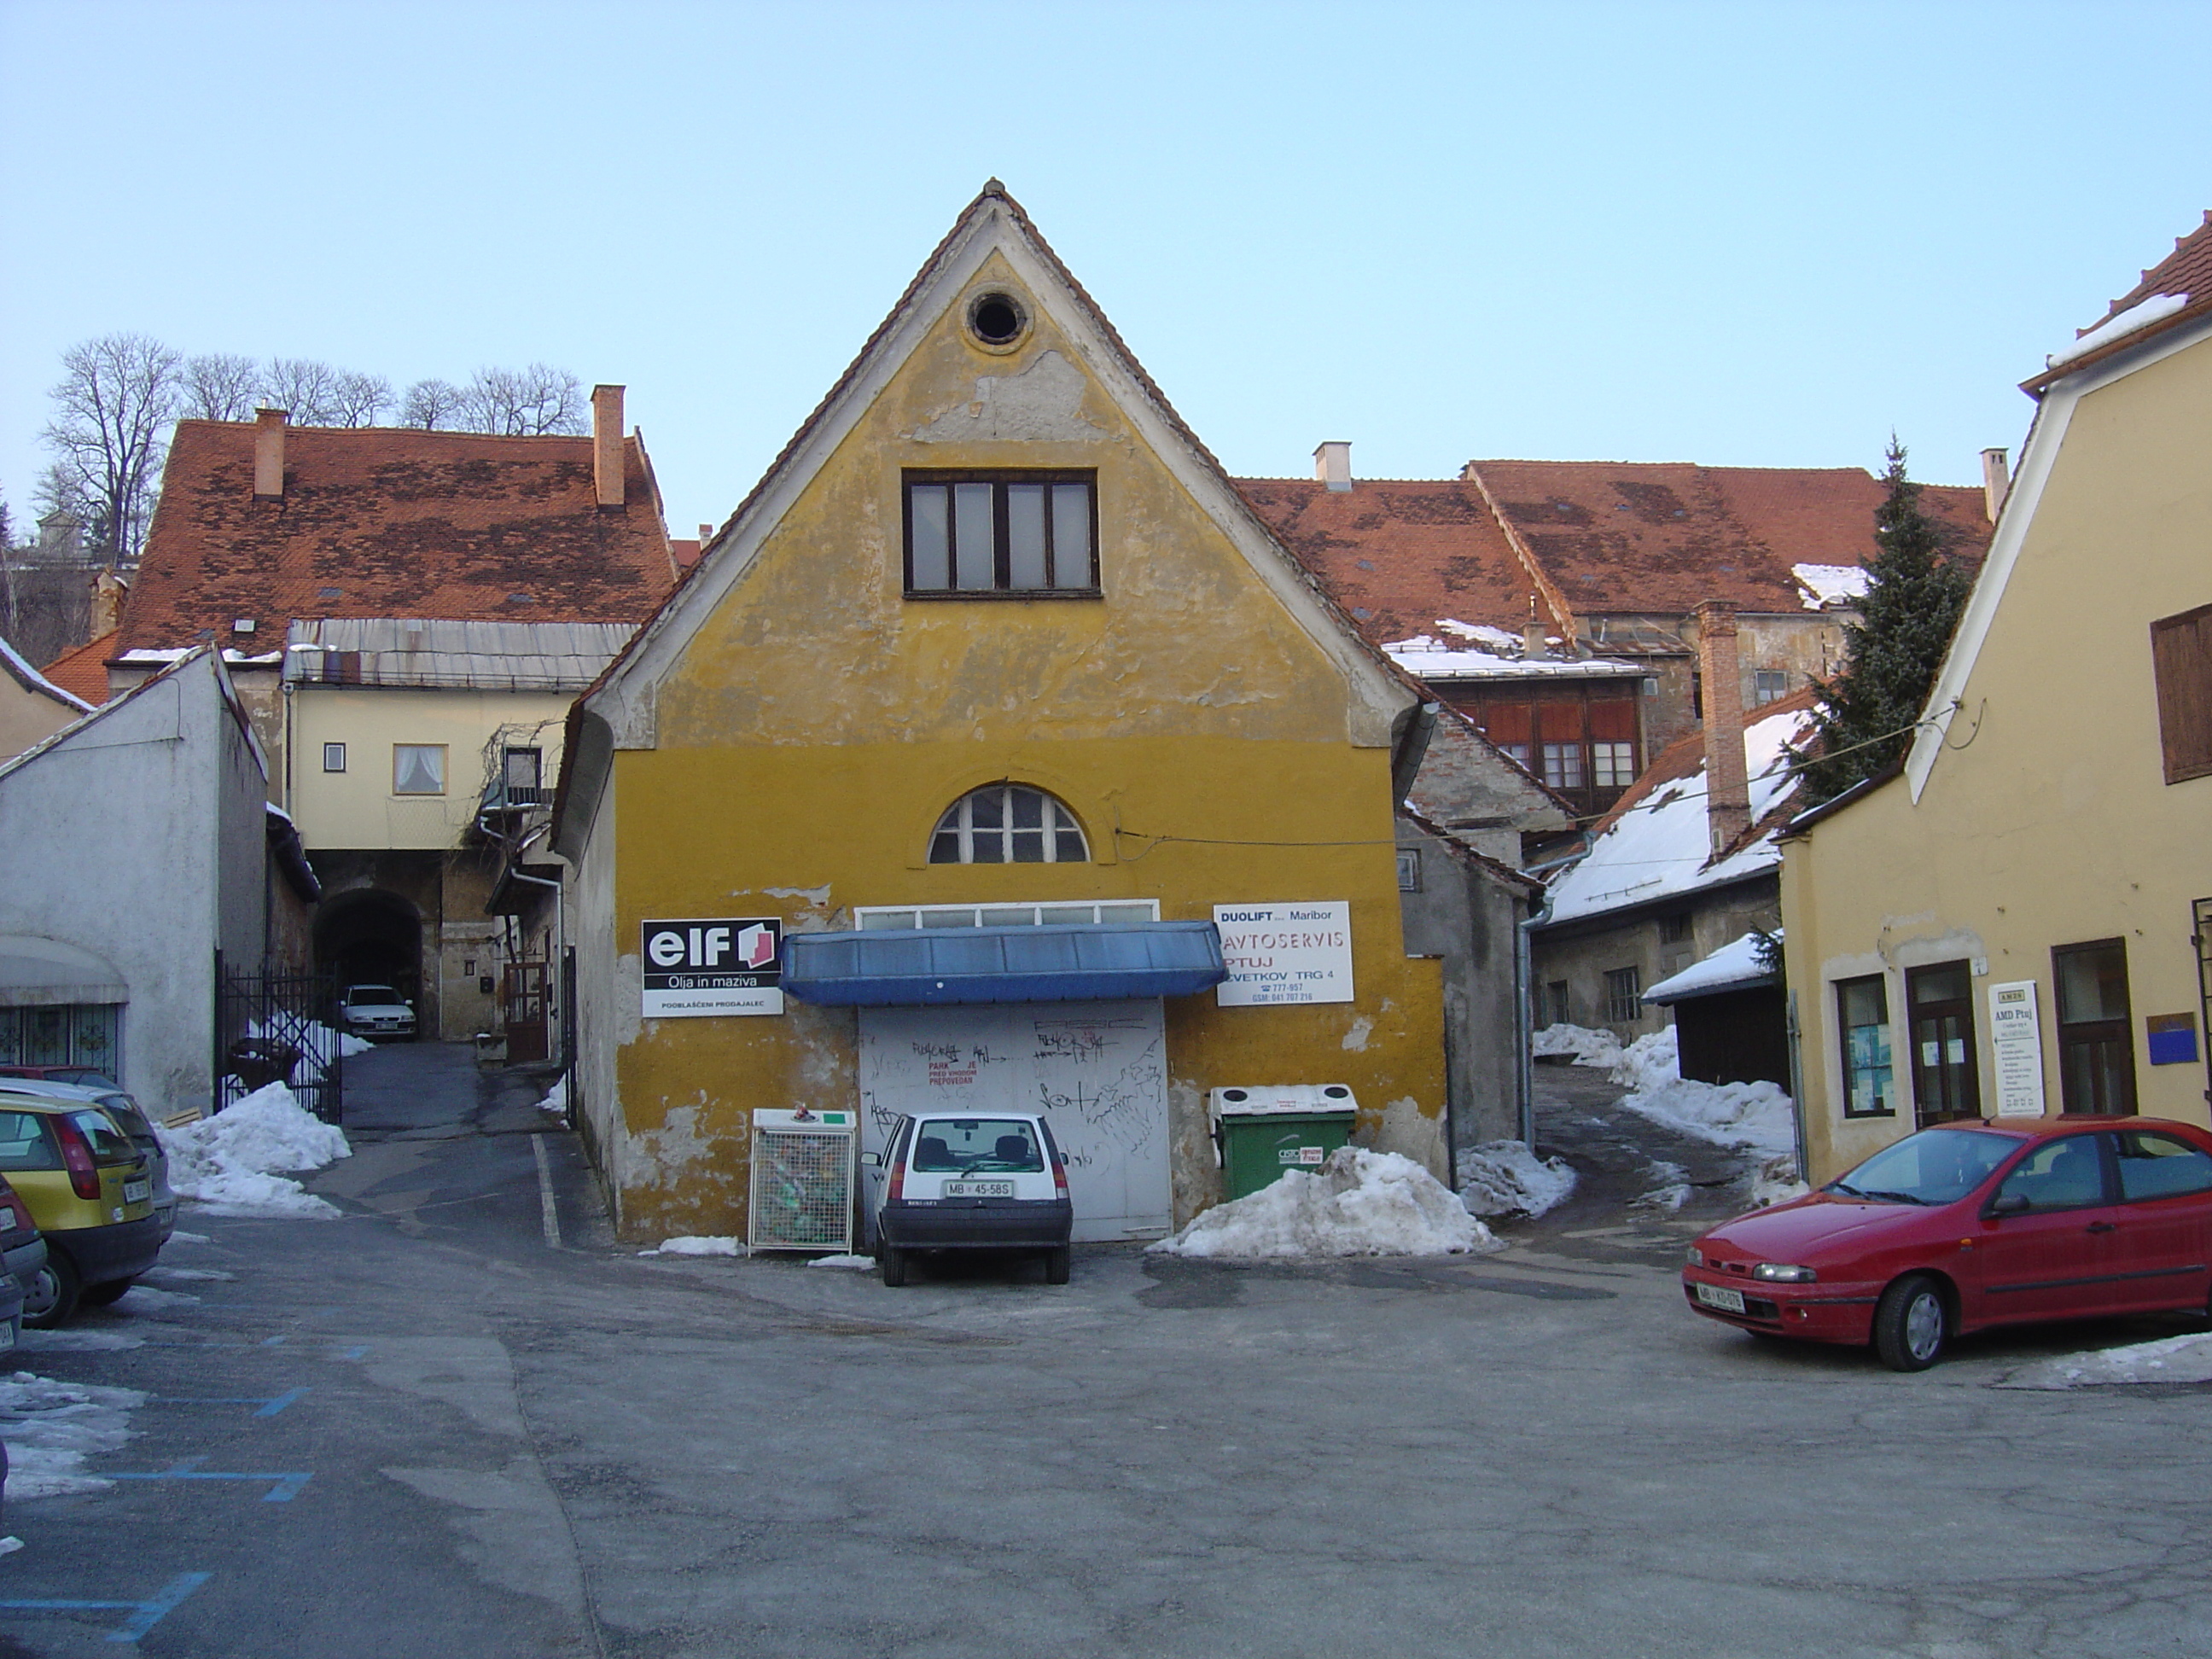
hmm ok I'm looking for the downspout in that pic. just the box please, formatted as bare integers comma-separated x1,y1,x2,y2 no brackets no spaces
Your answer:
504,824,566,1068
1516,888,1553,1149
1784,989,1808,1187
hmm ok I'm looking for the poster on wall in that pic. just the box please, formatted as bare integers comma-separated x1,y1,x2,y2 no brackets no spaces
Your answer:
1211,901,1353,1006
640,918,783,1017
1988,980,2045,1116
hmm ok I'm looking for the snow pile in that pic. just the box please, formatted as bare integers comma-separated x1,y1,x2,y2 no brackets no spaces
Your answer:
2005,1330,2212,1390
534,1076,568,1120
247,1013,371,1087
2048,290,2190,367
1533,1022,1621,1065
1745,1154,1810,1209
154,1081,350,1219
1791,563,1871,610
643,1236,742,1257
1457,1140,1577,1218
1606,1027,1796,1159
1150,1146,1502,1259
1385,632,1637,679
806,1253,875,1271
0,1371,144,1498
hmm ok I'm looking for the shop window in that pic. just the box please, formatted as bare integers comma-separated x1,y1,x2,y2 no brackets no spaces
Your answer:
928,786,1089,864
322,742,346,772
1836,975,1895,1117
393,744,446,795
2052,939,2135,1115
1753,671,1790,707
2150,602,2212,783
1906,960,1980,1125
905,472,1097,596
1604,965,1641,1024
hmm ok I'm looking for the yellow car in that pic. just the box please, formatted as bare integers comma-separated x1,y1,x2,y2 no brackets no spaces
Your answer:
0,1088,163,1326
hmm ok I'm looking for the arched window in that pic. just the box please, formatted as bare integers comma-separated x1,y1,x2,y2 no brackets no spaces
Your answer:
928,785,1089,864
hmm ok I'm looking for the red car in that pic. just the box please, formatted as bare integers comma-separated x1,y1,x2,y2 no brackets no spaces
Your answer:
1684,1116,2212,1370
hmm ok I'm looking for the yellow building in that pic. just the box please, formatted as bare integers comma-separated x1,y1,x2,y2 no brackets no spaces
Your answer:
553,184,1447,1243
1783,214,2212,1184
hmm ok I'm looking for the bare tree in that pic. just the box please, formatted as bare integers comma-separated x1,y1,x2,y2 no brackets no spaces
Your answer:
461,364,585,436
259,358,346,426
42,333,180,564
399,378,467,429
331,370,393,427
181,352,263,422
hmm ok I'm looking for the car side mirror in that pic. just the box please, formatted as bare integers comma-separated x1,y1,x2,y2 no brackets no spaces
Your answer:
1988,1191,2030,1217
859,1151,881,1168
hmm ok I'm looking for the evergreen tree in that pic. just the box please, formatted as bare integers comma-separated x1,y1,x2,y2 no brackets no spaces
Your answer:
1801,439,1973,804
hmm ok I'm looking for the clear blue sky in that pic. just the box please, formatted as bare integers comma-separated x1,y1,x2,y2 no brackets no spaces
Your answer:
3,0,2207,541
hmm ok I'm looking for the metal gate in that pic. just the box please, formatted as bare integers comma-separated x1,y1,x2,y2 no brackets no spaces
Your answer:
502,959,550,1064
212,951,344,1123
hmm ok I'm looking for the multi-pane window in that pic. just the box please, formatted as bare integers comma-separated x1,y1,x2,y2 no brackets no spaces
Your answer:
502,747,544,806
1752,671,1790,707
0,1003,120,1071
928,786,1089,864
1591,742,1635,788
905,472,1097,595
1604,965,1641,1024
393,744,446,795
1473,694,1639,806
2052,939,2135,1115
1541,742,1584,790
322,742,346,772
1906,960,1979,1125
1836,975,1895,1117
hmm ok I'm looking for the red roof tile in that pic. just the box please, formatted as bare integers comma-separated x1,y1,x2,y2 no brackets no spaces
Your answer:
121,422,679,652
38,630,116,706
2023,209,2212,393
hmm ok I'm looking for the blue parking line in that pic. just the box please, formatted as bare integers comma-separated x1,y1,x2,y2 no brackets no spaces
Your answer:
255,1387,309,1416
0,1569,211,1643
145,1387,309,1417
108,1458,311,1502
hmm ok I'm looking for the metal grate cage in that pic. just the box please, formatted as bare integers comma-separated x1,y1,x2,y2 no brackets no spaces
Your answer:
748,1111,857,1252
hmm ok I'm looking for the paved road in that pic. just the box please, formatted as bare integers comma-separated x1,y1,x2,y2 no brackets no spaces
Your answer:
5,1044,2210,1658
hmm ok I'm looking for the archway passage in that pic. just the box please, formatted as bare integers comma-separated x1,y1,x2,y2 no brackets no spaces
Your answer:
314,888,424,1010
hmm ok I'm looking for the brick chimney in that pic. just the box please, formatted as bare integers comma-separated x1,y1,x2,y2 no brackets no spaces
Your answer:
1313,441,1352,492
253,408,287,499
592,385,625,509
1981,447,2010,523
1694,601,1751,857
90,569,127,636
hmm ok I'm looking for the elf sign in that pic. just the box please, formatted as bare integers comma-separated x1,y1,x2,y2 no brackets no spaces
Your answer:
640,917,783,1017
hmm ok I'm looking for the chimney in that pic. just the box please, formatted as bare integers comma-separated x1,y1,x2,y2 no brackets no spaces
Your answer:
697,522,713,542
1694,601,1751,857
253,408,287,499
90,569,127,637
1981,447,2010,523
1313,441,1352,492
592,385,626,509
1522,596,1547,661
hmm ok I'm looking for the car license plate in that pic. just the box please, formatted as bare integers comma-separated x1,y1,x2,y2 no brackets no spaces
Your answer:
123,1179,151,1203
944,1180,1015,1198
1695,1283,1747,1314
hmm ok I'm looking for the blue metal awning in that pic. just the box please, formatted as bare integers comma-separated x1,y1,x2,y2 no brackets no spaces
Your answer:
782,921,1227,1008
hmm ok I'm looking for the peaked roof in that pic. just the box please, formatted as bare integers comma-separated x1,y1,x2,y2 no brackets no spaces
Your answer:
2,634,92,713
37,630,115,707
120,421,681,654
2025,209,2212,393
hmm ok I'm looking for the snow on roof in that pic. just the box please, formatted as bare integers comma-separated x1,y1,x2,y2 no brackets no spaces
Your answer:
1544,703,1812,924
1791,563,1870,611
1383,633,1644,680
2047,290,2191,368
1644,929,1778,1004
117,648,283,667
0,634,95,712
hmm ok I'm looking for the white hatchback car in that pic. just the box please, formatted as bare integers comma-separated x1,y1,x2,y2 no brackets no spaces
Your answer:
340,985,416,1039
864,1112,1074,1287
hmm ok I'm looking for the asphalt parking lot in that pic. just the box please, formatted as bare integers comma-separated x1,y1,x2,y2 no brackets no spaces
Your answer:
4,1045,2210,1659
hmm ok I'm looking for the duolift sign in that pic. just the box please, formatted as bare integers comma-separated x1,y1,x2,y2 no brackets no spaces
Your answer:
641,918,783,1017
1211,902,1353,1006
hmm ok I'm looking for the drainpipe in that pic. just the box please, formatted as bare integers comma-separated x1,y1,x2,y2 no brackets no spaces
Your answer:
1516,889,1553,1149
1784,988,1808,1187
504,825,566,1068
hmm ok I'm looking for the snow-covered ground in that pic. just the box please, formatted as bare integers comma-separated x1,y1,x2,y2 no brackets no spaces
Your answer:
1457,1140,1577,1218
0,1371,144,1498
1152,1147,1502,1259
2005,1331,2212,1389
154,1081,351,1218
643,1236,742,1257
534,1076,568,1121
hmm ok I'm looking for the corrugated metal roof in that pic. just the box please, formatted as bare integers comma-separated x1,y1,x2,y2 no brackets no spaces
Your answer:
283,619,637,690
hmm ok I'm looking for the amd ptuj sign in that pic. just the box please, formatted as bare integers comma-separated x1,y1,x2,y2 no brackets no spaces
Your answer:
640,917,783,1017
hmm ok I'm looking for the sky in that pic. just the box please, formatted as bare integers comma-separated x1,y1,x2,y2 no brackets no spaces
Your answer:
3,0,2208,545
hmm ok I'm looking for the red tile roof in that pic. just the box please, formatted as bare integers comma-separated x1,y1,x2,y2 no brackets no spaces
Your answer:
38,630,116,706
120,422,680,652
2023,209,2212,393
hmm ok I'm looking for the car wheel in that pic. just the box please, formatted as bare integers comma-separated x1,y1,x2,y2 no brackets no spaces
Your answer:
1043,1246,1070,1285
23,1250,82,1329
1872,1273,1949,1371
78,1278,136,1308
879,1245,908,1288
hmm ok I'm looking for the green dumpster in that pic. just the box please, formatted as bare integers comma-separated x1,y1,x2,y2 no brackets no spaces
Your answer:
1209,1086,1359,1201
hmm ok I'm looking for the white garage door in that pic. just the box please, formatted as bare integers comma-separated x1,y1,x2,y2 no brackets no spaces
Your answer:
858,999,1169,1242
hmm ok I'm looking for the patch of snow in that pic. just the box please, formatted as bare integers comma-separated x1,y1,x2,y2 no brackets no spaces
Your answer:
154,1081,349,1219
0,1371,144,1498
141,1266,233,1283
1791,563,1870,610
1744,1154,1809,1209
1435,618,1525,650
2004,1330,2212,1390
644,1236,743,1257
1605,1028,1797,1159
1150,1146,1502,1259
1533,1022,1621,1065
806,1253,876,1270
1384,633,1642,681
1633,1161,1692,1211
166,1231,212,1245
111,1284,199,1311
15,1330,142,1353
1457,1140,1578,1218
534,1076,568,1119
0,636,93,712
2048,290,2191,367
1645,931,1777,1004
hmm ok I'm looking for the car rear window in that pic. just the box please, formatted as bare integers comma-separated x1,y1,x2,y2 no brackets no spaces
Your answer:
911,1119,1045,1173
67,1109,135,1163
2113,1131,2212,1202
0,1109,61,1171
96,1095,156,1139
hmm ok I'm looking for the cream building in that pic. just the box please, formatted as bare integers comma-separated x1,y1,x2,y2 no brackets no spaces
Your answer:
1783,213,2212,1184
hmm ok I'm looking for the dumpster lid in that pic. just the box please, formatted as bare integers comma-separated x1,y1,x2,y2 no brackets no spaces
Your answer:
1208,1084,1358,1118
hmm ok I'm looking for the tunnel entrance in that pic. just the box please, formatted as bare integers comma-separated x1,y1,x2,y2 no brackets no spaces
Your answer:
313,888,424,1021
